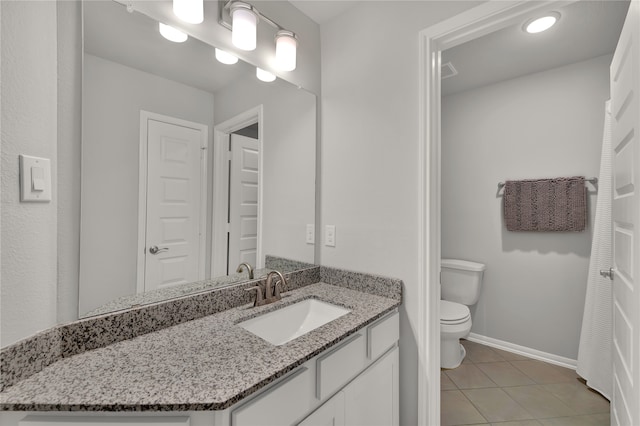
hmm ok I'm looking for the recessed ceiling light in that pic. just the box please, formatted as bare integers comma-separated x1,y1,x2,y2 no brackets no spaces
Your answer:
524,12,560,34
159,23,188,43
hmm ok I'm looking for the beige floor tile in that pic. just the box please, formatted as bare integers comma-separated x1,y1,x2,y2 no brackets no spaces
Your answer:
442,370,458,390
446,364,498,389
476,362,536,387
463,388,534,423
441,390,487,426
463,341,506,363
541,383,610,414
503,385,577,419
509,360,577,384
490,421,542,426
538,413,610,426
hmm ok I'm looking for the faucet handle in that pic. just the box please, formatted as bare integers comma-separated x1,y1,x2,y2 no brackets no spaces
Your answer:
245,284,264,306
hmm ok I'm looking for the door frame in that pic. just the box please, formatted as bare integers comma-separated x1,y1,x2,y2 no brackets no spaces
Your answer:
211,105,264,278
136,110,209,293
417,1,577,424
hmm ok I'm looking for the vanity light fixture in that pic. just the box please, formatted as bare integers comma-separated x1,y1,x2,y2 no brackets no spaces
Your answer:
275,30,297,72
231,2,258,51
256,67,276,82
215,48,239,65
173,0,203,24
220,1,299,70
524,12,560,34
159,23,188,43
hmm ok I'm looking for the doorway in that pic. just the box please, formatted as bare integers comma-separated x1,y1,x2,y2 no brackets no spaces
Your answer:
418,1,640,425
211,106,264,278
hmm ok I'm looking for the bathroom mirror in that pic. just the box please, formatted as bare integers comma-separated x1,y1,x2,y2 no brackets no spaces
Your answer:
79,0,316,318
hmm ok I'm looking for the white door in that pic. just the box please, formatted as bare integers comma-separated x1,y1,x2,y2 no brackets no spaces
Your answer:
610,2,640,425
144,117,206,291
228,133,259,272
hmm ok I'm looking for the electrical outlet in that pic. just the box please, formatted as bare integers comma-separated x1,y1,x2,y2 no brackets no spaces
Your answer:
325,225,336,247
306,224,315,244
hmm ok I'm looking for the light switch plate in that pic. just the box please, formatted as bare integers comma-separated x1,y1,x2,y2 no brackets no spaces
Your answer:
325,225,336,247
19,155,52,202
306,224,315,244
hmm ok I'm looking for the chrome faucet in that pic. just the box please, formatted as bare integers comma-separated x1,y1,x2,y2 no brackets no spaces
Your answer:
265,270,286,301
245,270,287,307
236,262,254,279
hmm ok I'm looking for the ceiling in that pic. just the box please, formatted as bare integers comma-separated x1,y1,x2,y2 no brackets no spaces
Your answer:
288,0,357,25
442,0,630,96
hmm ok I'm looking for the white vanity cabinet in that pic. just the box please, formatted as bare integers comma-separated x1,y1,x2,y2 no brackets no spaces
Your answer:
227,310,399,426
4,310,399,426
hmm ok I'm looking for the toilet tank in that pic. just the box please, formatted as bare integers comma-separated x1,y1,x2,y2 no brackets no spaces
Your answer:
441,259,486,306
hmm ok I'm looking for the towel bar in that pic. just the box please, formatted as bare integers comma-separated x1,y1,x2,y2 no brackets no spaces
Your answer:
497,177,598,189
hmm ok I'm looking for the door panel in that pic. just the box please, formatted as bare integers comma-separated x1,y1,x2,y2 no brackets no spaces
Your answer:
145,119,204,291
228,134,260,270
610,2,640,424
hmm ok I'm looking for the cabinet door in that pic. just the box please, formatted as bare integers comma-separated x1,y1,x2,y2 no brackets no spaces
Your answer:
344,347,398,426
298,392,345,426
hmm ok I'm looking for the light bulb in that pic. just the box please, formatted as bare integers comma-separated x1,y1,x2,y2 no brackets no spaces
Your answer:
525,13,559,34
159,23,188,43
215,48,238,65
275,30,297,71
231,3,257,51
256,67,276,82
173,0,203,24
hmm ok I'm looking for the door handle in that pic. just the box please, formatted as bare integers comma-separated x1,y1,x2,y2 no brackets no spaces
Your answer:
149,245,169,255
600,267,615,280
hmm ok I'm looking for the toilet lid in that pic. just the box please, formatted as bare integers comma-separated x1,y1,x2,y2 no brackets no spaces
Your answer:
440,300,471,324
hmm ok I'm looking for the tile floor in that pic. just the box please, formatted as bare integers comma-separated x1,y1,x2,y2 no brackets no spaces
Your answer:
441,340,610,426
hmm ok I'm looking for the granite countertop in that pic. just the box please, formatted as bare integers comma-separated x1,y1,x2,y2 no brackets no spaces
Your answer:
0,282,400,412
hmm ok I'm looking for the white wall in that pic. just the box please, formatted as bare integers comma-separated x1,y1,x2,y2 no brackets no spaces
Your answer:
441,54,611,360
214,77,316,266
80,54,215,315
319,2,479,424
1,1,59,347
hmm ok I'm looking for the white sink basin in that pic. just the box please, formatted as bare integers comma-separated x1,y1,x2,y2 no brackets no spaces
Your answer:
238,299,351,346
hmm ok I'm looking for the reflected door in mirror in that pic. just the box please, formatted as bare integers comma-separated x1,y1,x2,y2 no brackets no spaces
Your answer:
228,133,260,273
143,114,207,291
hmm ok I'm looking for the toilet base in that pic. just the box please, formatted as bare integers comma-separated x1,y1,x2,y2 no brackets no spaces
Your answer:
441,340,467,369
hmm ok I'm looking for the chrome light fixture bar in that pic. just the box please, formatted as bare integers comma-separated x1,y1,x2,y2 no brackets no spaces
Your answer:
219,0,298,70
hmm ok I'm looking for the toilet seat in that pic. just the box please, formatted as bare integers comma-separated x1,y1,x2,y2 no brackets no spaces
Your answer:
440,300,470,325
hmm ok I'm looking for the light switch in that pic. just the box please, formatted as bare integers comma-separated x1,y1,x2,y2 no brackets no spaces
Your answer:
325,225,336,247
306,224,315,244
31,166,45,191
20,155,51,202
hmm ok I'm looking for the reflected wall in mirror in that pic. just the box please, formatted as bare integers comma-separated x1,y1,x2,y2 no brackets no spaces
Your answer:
79,0,316,318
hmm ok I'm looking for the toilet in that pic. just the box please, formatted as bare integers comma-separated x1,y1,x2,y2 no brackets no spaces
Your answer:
440,258,486,369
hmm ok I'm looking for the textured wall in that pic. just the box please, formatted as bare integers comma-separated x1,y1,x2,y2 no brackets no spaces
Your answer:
441,55,611,360
319,2,479,423
1,1,59,347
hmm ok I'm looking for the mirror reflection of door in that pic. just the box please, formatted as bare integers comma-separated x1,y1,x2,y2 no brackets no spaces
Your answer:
227,127,260,274
141,112,208,292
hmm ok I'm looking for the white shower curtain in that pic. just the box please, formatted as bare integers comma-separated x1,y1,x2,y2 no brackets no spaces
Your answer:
576,101,613,400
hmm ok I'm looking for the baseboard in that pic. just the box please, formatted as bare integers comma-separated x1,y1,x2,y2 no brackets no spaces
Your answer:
467,333,578,370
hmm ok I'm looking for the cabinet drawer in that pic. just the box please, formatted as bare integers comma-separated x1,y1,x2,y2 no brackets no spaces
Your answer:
316,333,366,400
232,367,314,426
367,311,399,360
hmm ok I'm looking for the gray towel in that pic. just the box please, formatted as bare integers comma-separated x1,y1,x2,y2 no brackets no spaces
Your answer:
503,177,587,232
